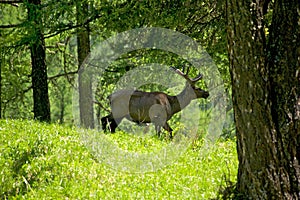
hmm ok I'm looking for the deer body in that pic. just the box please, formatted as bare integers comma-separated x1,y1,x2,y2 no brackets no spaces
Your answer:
101,67,209,138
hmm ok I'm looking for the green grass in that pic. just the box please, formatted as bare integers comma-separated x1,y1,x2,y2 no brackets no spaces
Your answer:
0,119,237,199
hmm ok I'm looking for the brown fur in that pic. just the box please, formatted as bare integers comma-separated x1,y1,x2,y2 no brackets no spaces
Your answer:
101,68,209,138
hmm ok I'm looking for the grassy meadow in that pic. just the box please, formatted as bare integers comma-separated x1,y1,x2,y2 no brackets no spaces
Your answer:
0,119,237,199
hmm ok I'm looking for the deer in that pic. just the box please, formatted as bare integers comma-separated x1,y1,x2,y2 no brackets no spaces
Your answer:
101,66,209,138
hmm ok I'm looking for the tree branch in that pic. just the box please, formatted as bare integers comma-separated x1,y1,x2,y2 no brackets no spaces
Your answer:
0,23,23,29
94,100,110,112
44,12,102,39
48,70,78,81
0,0,23,3
2,85,32,109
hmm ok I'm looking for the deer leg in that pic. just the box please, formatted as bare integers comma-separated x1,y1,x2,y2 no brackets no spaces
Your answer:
101,114,120,133
101,115,109,132
108,116,124,133
155,124,162,137
109,117,118,133
163,122,173,139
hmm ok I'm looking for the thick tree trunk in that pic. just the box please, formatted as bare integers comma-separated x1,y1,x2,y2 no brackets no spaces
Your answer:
267,0,300,197
226,0,300,198
28,0,50,122
77,1,94,129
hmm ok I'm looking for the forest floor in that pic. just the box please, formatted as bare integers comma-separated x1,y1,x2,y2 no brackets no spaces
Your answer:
0,119,237,199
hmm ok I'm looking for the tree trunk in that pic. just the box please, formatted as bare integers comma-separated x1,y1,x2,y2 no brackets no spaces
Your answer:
226,0,300,198
76,1,94,129
28,0,51,122
0,47,2,119
267,0,300,197
59,86,65,124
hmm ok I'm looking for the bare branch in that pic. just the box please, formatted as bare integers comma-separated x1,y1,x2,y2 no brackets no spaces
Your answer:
0,0,23,4
44,12,102,39
0,23,23,29
94,101,110,112
48,70,78,81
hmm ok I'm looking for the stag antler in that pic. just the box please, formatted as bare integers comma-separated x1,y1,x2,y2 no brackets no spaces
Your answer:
170,66,203,85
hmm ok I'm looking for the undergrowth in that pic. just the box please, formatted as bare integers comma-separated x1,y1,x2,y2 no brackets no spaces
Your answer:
0,119,237,199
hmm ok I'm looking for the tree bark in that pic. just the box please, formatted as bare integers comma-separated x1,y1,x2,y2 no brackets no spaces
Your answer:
28,0,50,122
0,48,2,119
76,1,94,129
226,0,300,198
267,0,300,197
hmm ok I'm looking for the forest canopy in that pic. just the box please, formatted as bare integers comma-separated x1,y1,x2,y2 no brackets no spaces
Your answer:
0,0,229,123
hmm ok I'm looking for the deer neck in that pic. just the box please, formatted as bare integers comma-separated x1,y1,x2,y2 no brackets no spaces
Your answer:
170,85,195,114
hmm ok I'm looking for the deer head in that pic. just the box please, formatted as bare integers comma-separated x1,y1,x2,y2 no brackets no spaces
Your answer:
170,66,209,100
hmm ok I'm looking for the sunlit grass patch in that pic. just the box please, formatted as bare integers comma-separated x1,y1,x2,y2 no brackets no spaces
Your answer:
0,119,237,199
105,130,167,153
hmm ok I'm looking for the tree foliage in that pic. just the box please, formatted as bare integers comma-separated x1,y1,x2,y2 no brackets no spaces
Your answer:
0,0,229,124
